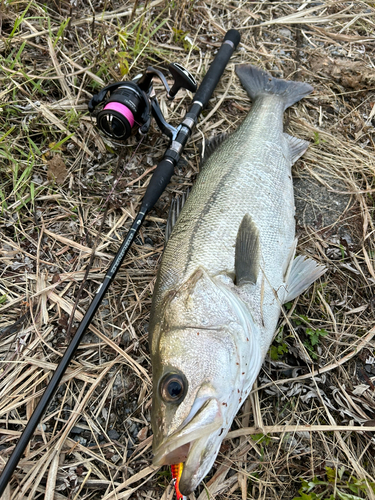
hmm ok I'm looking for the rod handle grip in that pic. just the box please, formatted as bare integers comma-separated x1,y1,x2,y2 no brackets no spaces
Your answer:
224,28,241,47
193,29,241,107
141,158,175,211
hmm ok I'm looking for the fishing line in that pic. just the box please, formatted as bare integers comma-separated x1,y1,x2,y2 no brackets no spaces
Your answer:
85,134,146,234
103,133,146,205
64,147,135,342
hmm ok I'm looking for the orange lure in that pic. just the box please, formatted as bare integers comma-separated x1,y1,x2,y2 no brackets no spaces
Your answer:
171,463,185,500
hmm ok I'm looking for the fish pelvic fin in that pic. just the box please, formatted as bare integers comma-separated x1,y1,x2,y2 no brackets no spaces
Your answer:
284,255,327,303
235,213,260,286
235,64,313,110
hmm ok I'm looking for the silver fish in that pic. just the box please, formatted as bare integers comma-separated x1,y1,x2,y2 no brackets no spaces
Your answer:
149,65,326,495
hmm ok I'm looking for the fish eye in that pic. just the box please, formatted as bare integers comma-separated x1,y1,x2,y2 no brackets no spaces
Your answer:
160,373,186,403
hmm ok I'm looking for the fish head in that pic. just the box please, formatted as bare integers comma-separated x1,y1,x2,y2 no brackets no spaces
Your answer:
150,268,254,494
151,326,237,494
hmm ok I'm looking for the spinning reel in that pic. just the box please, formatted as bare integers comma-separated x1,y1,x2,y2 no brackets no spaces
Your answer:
88,63,197,142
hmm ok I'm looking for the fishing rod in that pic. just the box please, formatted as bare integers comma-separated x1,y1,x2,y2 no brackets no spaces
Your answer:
0,28,241,495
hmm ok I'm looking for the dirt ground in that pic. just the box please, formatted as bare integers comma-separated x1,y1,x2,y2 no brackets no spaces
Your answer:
1,1,375,499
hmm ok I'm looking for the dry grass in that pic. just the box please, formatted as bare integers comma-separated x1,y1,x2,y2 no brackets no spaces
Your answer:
1,0,375,499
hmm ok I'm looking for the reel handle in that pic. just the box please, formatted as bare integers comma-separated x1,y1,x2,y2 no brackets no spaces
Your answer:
167,63,197,99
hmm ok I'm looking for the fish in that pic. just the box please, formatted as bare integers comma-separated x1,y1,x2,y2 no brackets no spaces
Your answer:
149,64,326,495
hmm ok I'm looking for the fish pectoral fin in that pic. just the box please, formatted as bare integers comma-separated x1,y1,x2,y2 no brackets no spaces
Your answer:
284,133,310,165
284,255,327,303
235,213,260,286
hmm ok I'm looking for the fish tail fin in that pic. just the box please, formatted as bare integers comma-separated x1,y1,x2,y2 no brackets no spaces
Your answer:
235,64,313,110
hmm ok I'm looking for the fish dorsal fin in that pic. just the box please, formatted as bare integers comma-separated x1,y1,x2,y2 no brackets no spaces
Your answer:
165,190,190,241
201,133,228,167
235,213,260,286
284,133,310,165
283,255,327,303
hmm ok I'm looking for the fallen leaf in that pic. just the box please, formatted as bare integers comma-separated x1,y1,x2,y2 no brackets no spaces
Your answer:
352,384,369,396
137,427,148,441
47,155,68,184
310,55,375,90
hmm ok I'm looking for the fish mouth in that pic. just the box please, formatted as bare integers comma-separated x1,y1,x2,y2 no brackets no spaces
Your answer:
152,398,223,494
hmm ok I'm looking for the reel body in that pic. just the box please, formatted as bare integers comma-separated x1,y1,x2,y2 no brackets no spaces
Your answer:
89,64,197,142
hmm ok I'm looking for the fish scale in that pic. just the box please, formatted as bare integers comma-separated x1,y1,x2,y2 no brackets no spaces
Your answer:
154,103,294,352
149,64,326,496
158,99,292,295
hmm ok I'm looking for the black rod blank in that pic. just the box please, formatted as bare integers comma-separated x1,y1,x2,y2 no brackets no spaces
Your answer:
0,29,240,496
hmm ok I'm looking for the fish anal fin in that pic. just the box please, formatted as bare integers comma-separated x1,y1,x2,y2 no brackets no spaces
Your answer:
235,214,260,286
284,255,327,303
284,133,310,165
283,238,298,283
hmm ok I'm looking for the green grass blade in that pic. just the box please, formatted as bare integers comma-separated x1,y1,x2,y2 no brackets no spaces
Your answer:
9,1,32,39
